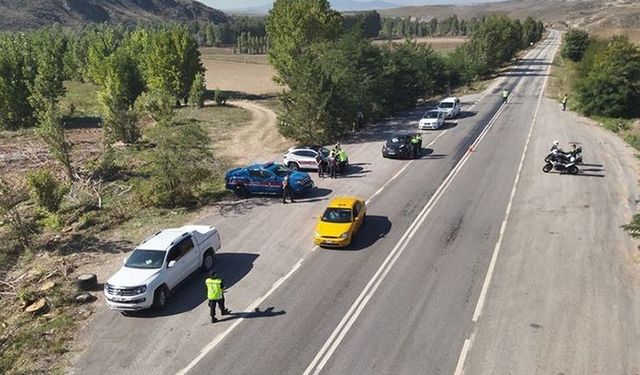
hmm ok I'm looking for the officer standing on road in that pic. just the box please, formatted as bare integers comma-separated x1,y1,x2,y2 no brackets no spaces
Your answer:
410,134,420,159
328,151,337,179
416,133,422,158
562,94,568,111
337,148,348,175
205,271,231,323
315,152,325,178
502,87,509,103
282,173,294,203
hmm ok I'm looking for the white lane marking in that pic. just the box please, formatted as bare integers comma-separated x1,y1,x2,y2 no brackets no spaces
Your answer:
303,92,510,375
175,259,304,375
175,117,453,375
453,337,474,375
453,30,560,375
366,129,448,205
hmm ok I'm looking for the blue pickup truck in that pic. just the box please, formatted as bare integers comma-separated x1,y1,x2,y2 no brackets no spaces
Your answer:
225,162,315,198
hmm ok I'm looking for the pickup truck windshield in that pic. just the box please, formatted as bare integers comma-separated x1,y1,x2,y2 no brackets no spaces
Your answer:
322,208,353,223
125,250,165,269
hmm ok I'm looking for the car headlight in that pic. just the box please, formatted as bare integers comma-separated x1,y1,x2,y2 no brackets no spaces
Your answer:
340,232,350,239
133,285,147,294
315,231,321,237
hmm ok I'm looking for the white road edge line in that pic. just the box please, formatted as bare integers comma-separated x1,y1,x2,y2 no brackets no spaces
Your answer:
453,31,560,375
303,81,513,375
175,120,452,375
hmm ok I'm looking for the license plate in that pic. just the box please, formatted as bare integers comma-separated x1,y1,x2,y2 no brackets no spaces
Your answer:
111,296,126,302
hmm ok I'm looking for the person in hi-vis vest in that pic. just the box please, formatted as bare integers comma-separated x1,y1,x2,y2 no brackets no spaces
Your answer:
205,272,231,323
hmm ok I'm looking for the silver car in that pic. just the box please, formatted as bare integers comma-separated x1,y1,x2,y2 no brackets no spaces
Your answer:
283,146,330,171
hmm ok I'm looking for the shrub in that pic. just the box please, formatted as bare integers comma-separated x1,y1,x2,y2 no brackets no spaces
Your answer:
26,169,69,213
189,72,206,108
213,89,228,106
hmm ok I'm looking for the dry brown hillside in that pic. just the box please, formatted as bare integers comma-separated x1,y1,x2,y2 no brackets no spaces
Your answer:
382,0,640,31
0,0,228,30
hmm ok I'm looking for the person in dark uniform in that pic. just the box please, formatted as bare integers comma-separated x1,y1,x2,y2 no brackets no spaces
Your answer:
328,151,337,179
282,174,294,204
315,152,325,178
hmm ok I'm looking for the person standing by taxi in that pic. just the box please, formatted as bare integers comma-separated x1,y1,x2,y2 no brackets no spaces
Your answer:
205,272,231,323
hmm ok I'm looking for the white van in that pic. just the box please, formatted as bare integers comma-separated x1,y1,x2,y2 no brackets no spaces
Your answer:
438,97,461,119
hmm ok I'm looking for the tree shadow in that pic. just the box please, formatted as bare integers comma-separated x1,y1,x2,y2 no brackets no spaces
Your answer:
63,116,103,129
326,215,391,251
204,89,278,101
214,306,286,323
57,234,132,256
125,252,259,318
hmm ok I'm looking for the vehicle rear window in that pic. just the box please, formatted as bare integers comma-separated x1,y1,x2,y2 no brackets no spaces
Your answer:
424,111,440,118
322,208,353,223
125,250,165,269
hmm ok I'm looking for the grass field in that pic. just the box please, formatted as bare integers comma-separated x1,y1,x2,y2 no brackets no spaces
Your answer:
372,37,468,53
203,59,280,96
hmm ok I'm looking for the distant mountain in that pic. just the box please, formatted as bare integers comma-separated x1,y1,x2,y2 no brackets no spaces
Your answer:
0,0,228,31
224,0,401,15
381,0,640,31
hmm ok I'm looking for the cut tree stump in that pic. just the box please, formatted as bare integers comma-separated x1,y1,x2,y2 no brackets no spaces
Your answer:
25,298,49,315
75,274,97,291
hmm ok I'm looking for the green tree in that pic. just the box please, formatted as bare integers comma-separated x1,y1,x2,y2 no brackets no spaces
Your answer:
562,29,590,62
36,104,74,180
143,25,204,105
144,120,213,207
266,0,342,84
189,72,207,108
0,35,37,130
577,37,640,117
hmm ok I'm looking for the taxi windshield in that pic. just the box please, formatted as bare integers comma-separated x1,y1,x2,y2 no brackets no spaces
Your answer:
322,208,353,223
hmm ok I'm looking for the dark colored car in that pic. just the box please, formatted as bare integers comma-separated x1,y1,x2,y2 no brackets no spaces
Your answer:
382,133,416,159
225,162,314,198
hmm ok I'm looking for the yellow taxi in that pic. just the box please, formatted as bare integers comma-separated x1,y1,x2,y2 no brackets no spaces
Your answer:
313,196,366,248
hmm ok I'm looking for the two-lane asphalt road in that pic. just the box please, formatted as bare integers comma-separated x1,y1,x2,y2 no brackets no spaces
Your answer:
74,30,640,375
175,32,560,375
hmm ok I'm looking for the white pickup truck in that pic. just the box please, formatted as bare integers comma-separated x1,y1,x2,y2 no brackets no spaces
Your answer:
104,225,220,311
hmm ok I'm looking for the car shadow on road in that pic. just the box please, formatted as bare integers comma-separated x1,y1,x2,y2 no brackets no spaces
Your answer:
303,187,332,199
341,215,392,251
125,252,259,318
419,149,447,160
456,111,477,120
439,121,459,130
214,306,287,323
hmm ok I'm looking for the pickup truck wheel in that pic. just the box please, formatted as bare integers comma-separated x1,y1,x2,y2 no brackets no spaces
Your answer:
234,186,248,198
202,250,214,272
287,162,299,171
152,286,168,310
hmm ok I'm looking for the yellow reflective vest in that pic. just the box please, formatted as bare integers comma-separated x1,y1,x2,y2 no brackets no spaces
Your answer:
206,277,223,300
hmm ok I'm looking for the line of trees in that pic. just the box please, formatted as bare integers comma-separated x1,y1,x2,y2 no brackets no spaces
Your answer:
190,15,267,47
267,0,545,143
234,32,270,54
561,29,640,118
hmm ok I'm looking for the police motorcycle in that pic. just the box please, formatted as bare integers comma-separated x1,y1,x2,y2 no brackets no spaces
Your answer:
542,149,579,174
545,142,583,165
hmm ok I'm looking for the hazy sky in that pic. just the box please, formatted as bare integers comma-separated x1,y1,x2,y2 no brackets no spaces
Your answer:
200,0,505,10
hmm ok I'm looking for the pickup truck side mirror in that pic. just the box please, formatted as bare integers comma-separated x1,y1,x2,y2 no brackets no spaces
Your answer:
167,260,176,268
123,256,128,265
